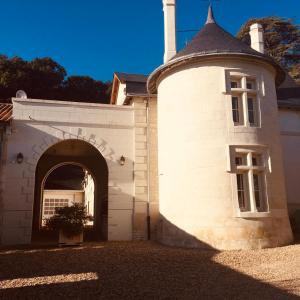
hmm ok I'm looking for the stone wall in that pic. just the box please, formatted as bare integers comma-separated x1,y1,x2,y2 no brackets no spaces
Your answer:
155,59,293,250
0,98,135,245
148,97,159,239
132,96,159,240
132,97,148,240
279,109,300,213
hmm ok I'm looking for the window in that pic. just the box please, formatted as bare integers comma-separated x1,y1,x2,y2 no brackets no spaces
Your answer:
247,97,257,126
231,81,238,89
231,97,239,123
228,74,260,127
246,79,256,90
253,174,262,209
236,173,247,211
228,146,269,213
43,198,69,217
231,95,243,125
230,77,241,89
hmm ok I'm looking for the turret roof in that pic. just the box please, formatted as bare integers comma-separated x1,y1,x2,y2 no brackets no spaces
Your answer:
147,5,285,93
172,5,267,61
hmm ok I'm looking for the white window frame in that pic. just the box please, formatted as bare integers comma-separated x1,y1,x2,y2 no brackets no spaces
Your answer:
225,71,262,128
227,145,271,217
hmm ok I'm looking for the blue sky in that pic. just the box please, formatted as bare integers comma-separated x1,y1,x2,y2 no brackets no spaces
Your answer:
0,0,299,81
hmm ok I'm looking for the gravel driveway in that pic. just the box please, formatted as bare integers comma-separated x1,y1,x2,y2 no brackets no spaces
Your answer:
0,241,299,299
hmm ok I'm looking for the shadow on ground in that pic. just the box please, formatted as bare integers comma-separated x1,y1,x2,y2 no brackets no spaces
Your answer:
0,240,299,300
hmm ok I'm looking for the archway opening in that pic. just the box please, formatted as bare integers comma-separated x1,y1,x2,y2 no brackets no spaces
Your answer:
32,139,108,243
41,164,95,228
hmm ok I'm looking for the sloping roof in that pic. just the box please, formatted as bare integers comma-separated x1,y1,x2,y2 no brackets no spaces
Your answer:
126,81,148,95
148,6,285,93
277,73,300,109
0,103,12,123
115,72,149,96
115,72,148,84
172,7,266,61
279,73,299,89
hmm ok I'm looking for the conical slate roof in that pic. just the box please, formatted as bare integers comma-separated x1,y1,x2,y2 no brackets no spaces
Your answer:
172,6,266,61
147,6,285,93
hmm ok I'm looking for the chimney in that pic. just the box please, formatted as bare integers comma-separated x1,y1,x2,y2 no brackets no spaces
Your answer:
163,0,177,63
249,23,264,54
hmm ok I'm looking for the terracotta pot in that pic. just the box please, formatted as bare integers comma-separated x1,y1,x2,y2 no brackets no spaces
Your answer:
59,230,83,246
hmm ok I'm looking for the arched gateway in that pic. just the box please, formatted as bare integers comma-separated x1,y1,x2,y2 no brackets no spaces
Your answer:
0,98,144,245
32,139,108,241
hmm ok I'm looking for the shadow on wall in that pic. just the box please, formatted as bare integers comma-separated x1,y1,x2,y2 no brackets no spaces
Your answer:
0,236,298,299
156,215,213,249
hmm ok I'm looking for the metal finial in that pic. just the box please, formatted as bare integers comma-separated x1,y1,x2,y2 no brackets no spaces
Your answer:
206,4,215,24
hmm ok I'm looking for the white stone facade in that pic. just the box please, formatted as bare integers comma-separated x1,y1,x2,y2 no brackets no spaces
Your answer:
0,98,136,244
279,109,300,214
152,59,293,249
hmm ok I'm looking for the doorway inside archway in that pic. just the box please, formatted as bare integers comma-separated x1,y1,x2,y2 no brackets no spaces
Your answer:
41,164,95,228
32,139,108,242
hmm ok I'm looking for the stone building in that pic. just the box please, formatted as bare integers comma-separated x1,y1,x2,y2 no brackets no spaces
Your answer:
0,3,299,249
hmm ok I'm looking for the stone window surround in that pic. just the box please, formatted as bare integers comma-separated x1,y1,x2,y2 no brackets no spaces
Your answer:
226,144,271,218
224,70,265,129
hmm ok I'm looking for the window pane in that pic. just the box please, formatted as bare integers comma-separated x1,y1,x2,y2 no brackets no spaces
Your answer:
231,81,238,88
232,97,238,109
236,174,246,210
252,157,257,166
247,98,255,125
247,80,256,90
252,155,261,166
235,157,242,166
247,98,254,110
235,155,246,166
253,174,261,209
232,97,239,123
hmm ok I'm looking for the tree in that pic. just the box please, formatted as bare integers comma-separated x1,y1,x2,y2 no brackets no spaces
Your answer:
29,57,67,99
0,55,111,102
61,76,111,104
0,56,31,99
237,17,300,84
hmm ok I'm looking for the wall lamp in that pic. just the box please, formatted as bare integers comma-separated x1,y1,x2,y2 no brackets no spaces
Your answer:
16,152,24,164
119,155,126,166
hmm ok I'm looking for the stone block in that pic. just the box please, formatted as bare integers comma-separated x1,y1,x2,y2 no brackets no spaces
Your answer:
135,186,146,194
135,128,145,135
134,201,148,213
136,149,147,156
134,171,147,179
135,163,147,171
108,209,132,241
135,135,147,142
135,179,148,187
135,142,146,150
133,213,147,240
135,156,145,164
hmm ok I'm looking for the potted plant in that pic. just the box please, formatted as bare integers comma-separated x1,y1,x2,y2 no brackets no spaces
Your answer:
45,203,93,246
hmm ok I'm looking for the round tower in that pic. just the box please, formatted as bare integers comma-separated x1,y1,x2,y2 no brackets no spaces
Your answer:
147,6,293,249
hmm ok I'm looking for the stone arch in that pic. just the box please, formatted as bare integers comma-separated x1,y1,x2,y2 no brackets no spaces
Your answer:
31,138,109,241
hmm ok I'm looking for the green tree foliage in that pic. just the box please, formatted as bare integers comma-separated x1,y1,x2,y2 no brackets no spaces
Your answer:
0,55,111,102
237,17,300,84
62,76,110,104
29,57,67,99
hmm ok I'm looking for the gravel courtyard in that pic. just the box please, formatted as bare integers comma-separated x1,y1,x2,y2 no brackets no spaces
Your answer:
0,241,299,299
